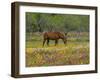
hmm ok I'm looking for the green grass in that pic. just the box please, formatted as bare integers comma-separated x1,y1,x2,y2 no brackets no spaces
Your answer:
25,32,89,67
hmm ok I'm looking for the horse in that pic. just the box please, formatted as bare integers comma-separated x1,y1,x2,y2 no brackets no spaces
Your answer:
43,32,67,46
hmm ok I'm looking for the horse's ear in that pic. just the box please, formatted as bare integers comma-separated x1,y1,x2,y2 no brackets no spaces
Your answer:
64,32,68,36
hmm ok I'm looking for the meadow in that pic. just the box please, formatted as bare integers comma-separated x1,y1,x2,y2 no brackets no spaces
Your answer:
26,32,89,67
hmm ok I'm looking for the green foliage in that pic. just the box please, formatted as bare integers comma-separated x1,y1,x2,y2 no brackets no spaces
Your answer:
26,12,89,33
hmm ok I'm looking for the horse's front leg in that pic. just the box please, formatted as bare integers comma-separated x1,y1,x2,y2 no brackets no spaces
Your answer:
55,40,58,46
62,39,66,46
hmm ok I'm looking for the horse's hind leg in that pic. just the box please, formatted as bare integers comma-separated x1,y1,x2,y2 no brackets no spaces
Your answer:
43,39,46,46
47,39,49,46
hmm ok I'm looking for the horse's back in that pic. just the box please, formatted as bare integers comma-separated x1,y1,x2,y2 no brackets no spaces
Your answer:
43,32,59,39
43,32,65,40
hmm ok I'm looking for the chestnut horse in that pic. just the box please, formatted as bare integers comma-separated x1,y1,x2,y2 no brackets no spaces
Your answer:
43,32,66,46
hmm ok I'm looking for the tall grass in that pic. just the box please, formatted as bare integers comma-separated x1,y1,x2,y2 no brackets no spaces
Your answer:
26,32,89,67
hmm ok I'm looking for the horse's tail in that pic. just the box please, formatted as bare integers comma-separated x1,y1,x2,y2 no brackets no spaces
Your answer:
43,32,48,39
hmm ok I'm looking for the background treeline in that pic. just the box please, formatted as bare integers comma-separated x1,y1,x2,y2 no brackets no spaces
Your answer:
26,12,89,34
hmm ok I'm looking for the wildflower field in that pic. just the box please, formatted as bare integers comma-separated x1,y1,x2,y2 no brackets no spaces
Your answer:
26,32,89,67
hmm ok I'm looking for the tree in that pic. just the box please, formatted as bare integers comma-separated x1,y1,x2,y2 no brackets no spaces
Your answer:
26,13,89,33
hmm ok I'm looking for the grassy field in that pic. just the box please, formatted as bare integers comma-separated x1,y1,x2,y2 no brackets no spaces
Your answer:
26,32,89,67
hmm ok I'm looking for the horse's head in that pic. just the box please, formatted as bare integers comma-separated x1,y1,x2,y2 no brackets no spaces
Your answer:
63,36,67,45
58,32,67,45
